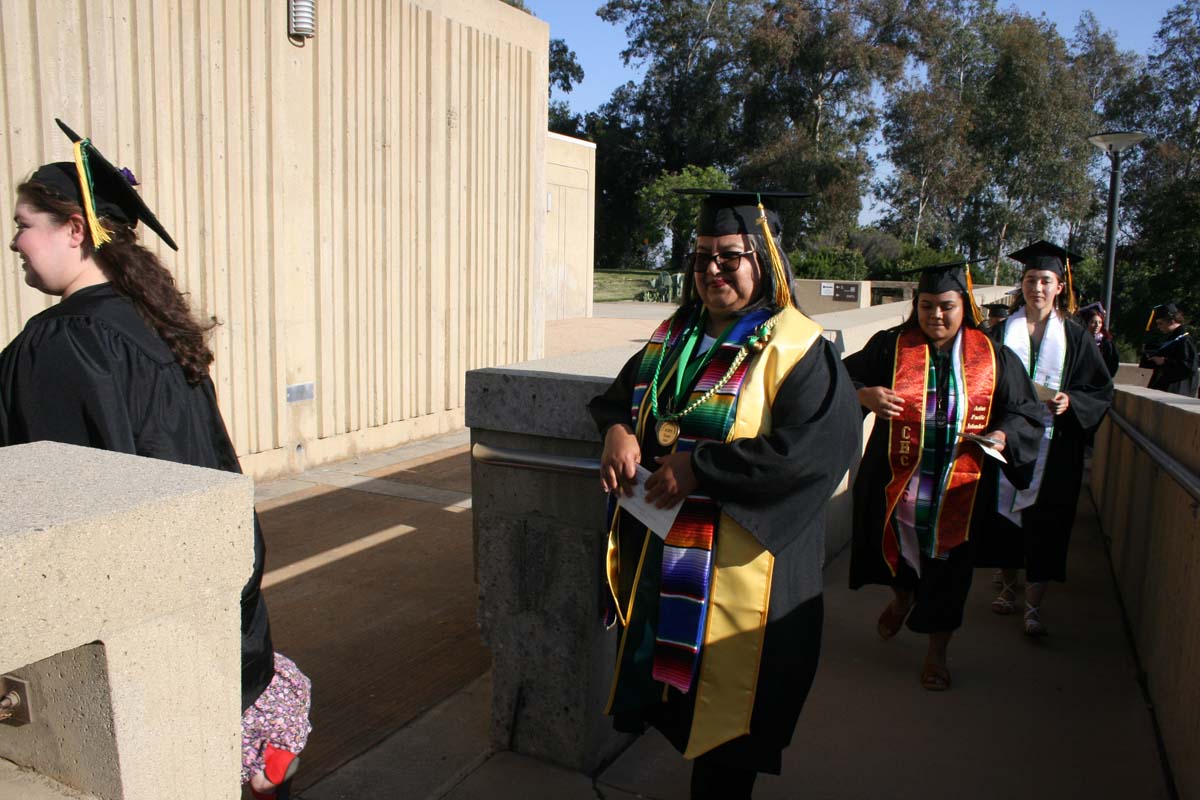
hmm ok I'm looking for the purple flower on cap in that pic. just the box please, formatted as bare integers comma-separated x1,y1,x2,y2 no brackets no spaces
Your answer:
119,167,140,186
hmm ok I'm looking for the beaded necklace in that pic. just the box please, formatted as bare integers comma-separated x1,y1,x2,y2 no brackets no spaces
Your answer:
647,310,783,446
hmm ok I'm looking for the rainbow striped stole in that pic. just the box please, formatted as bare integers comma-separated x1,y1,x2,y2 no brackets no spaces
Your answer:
630,306,772,693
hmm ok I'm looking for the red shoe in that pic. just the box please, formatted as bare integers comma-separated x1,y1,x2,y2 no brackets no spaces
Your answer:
250,744,300,798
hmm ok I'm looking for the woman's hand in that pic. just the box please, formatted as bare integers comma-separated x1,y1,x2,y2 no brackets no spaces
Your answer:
644,453,697,509
980,429,1007,453
600,424,641,497
857,386,905,419
1049,392,1070,416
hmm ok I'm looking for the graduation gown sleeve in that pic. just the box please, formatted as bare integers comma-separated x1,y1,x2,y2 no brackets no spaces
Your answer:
689,337,862,555
0,316,138,452
1099,338,1120,377
1062,322,1114,436
841,328,896,397
586,350,643,436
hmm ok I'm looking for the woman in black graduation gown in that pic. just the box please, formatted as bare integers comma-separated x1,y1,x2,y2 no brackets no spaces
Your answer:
844,262,1043,691
588,190,860,799
1,121,305,798
1139,303,1199,396
1079,304,1120,377
978,241,1113,636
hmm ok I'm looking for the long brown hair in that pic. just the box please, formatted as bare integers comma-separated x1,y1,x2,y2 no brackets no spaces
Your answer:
17,180,216,383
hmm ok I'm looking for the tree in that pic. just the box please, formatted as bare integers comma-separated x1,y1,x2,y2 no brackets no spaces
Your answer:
738,0,921,245
637,165,733,268
878,80,983,248
1096,2,1200,333
590,0,755,269
1148,1,1200,180
964,13,1096,280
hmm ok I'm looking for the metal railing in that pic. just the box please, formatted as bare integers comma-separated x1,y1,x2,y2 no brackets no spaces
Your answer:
471,443,601,477
1107,410,1200,504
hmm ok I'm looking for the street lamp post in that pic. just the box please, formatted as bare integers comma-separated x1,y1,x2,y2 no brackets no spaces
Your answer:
1087,131,1148,328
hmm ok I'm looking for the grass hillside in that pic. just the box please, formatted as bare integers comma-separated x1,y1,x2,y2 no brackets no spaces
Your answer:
594,269,660,303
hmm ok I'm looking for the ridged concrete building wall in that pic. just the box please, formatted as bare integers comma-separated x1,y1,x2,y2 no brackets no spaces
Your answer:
544,131,595,321
0,0,549,479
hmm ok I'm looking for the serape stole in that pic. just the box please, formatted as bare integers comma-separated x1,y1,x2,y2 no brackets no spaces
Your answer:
893,350,959,567
628,307,773,694
881,327,997,575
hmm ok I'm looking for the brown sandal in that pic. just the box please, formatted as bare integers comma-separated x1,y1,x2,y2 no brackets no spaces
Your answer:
877,598,912,641
920,662,951,691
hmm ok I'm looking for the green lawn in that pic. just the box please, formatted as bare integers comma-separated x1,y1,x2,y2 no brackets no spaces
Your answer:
593,269,661,303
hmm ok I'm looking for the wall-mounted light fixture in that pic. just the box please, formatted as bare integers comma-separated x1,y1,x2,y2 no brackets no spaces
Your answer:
289,0,316,39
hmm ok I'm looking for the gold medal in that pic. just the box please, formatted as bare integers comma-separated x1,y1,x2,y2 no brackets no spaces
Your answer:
656,420,681,447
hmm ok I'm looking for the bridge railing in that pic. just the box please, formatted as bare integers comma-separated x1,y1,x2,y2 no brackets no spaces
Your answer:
1090,386,1200,799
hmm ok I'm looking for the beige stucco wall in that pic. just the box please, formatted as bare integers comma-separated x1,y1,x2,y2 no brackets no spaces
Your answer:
0,0,549,481
543,132,595,321
1089,387,1200,799
0,442,253,799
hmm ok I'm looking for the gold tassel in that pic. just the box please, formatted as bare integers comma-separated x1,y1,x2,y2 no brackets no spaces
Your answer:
72,140,112,248
964,263,982,325
755,200,792,309
1146,309,1156,332
1065,257,1077,315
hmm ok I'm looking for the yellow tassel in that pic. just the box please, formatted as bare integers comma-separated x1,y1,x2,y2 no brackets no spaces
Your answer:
1146,309,1155,332
755,201,792,309
964,264,982,325
1065,257,1077,315
72,140,112,248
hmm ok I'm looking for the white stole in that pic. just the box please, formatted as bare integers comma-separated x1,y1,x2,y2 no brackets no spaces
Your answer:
997,308,1066,524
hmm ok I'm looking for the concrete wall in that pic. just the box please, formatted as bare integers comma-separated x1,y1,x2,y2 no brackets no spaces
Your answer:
1114,363,1152,387
1089,387,1200,799
815,284,1011,356
0,442,254,799
0,0,549,482
794,279,872,316
544,132,596,321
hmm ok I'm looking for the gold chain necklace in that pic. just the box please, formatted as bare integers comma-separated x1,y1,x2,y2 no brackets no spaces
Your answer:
650,311,784,446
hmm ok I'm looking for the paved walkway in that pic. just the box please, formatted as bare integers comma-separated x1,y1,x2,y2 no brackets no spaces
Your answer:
248,303,1171,799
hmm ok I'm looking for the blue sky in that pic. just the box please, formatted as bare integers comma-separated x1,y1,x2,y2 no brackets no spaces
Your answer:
528,1,1171,115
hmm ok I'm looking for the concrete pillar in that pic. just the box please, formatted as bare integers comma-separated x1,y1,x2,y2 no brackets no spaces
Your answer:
467,346,641,773
0,442,254,800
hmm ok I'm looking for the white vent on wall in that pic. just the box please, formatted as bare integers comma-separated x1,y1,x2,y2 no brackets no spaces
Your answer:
289,0,316,38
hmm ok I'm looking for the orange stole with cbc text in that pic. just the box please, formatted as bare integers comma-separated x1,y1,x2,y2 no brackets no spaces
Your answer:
880,326,997,574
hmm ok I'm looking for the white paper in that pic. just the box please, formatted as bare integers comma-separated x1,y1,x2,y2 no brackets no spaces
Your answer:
820,281,834,297
957,432,1008,463
617,465,683,539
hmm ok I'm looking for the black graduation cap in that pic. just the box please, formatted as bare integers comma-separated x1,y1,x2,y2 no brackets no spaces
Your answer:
1146,302,1182,330
673,189,810,237
900,258,986,295
28,118,178,251
1006,240,1081,277
983,303,1010,320
901,258,987,323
